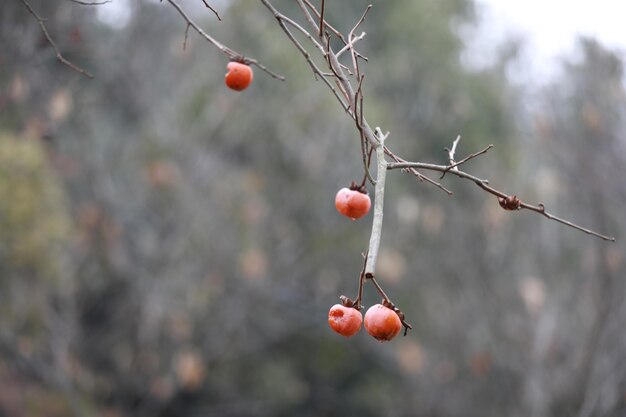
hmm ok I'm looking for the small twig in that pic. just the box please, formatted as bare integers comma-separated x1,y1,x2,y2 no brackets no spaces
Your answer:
291,0,454,199
166,0,233,54
446,135,461,166
296,0,353,94
387,160,616,242
301,0,347,44
303,1,451,196
352,251,369,310
450,143,493,170
294,0,373,139
324,37,347,81
335,4,372,64
260,0,348,109
21,0,94,78
347,5,371,63
440,143,493,179
368,276,391,303
355,77,376,186
347,33,364,78
356,79,367,163
384,148,453,194
295,0,321,34
167,0,285,80
318,0,325,37
388,160,488,184
263,0,456,198
200,0,222,20
522,201,616,242
352,5,372,33
278,13,326,54
244,57,287,81
360,146,375,188
337,61,354,76
67,0,111,5
335,32,366,58
182,23,191,50
369,277,413,334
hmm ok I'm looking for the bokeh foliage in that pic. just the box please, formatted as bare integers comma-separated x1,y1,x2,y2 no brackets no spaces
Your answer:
0,134,71,278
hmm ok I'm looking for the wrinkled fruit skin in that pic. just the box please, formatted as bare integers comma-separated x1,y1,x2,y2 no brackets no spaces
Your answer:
225,62,253,91
335,188,371,220
364,304,402,342
328,304,363,337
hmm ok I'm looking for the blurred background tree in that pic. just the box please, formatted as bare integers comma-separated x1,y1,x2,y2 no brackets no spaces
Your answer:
0,1,624,416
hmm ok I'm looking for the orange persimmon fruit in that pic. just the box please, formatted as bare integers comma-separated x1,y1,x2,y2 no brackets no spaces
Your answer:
335,186,371,220
225,61,253,91
328,304,362,337
364,303,402,342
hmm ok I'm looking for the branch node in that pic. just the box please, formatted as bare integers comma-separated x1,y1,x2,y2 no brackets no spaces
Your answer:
498,195,521,211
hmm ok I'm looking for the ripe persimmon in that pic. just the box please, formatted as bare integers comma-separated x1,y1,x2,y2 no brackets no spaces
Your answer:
225,61,253,91
328,304,362,337
335,186,371,220
364,303,402,342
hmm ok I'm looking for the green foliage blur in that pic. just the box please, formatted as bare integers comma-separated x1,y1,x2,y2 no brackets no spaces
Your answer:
0,0,624,416
0,135,71,277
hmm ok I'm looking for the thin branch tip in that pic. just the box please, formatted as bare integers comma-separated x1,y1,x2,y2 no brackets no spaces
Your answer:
200,0,222,20
168,0,283,80
22,0,94,78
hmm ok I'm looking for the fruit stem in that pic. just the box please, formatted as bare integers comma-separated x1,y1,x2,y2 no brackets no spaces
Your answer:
359,146,375,188
371,276,413,335
369,276,391,304
352,250,369,310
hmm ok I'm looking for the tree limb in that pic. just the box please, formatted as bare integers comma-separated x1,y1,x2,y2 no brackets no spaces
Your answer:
387,158,616,242
166,0,285,80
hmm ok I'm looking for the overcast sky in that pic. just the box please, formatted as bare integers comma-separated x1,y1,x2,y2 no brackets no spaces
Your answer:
468,0,626,83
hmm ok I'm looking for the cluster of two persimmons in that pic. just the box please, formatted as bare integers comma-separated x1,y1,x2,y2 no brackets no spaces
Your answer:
331,185,404,342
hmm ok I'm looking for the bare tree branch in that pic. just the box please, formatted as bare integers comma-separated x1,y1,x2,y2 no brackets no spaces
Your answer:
318,0,325,38
200,0,221,21
166,0,285,80
182,22,191,50
278,13,326,54
386,158,616,242
336,32,366,59
440,140,493,179
261,0,613,243
348,4,372,47
301,0,347,44
20,0,94,78
254,1,614,348
384,148,453,194
263,0,455,198
259,0,349,109
446,134,461,167
67,0,111,5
